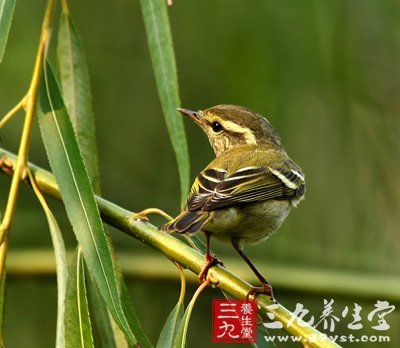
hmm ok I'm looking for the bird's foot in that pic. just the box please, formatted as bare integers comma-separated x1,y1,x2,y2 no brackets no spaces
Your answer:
198,253,224,282
132,208,173,223
246,281,274,301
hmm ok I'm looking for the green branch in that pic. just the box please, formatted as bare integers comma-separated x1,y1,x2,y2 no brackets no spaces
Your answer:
0,147,340,348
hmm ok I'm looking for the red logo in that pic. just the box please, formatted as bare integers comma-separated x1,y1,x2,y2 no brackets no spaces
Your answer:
212,299,257,343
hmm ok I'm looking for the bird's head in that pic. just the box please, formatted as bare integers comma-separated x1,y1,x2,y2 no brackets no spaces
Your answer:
178,104,283,157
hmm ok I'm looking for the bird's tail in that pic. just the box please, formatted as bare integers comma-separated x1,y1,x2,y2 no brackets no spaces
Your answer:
160,210,209,234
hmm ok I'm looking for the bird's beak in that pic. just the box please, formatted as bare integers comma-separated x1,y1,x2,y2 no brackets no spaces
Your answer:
177,108,202,125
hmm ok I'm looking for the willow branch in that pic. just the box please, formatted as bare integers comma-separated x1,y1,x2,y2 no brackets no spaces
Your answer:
0,148,339,348
0,0,56,278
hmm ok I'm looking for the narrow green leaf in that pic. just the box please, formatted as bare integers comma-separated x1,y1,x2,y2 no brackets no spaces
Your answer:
87,265,153,348
65,248,94,348
0,0,16,63
172,303,193,348
57,9,121,347
139,0,190,207
37,62,135,345
87,281,119,348
57,11,100,191
156,301,184,348
47,211,68,348
120,277,153,348
57,11,151,346
32,182,68,348
90,298,118,348
157,266,185,348
172,274,205,348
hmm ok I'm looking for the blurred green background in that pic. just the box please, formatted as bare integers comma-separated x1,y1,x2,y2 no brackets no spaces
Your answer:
0,0,399,347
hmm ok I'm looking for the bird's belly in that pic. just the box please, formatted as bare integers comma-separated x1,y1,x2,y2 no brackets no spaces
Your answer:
203,207,240,234
203,201,291,245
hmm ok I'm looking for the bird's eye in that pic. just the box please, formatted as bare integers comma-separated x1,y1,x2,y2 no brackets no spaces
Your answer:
211,121,223,133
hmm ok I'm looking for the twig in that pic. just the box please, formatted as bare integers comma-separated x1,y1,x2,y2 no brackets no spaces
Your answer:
0,97,26,130
0,0,56,279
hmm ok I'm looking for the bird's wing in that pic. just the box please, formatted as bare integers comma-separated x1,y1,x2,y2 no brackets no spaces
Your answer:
187,165,305,211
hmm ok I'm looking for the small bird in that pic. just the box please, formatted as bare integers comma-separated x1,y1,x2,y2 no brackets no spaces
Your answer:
160,105,305,297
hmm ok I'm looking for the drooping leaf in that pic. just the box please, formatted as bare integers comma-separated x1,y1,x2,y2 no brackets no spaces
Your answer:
37,62,135,345
57,11,100,191
0,0,16,63
172,276,208,348
30,172,68,348
157,266,185,348
57,9,152,347
65,248,94,348
172,302,192,348
87,261,153,348
88,280,122,348
139,0,190,207
57,10,120,346
119,277,153,348
156,301,184,348
46,211,68,348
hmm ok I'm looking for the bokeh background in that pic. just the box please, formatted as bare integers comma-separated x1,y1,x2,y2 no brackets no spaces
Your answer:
0,0,399,347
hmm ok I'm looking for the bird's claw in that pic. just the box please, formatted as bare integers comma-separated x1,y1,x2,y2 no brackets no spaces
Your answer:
246,282,274,301
198,254,224,282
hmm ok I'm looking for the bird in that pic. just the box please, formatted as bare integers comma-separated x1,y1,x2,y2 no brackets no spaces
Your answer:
160,104,305,298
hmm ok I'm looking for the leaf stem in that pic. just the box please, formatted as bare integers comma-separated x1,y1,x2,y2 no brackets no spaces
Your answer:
60,0,70,14
179,279,210,347
27,169,68,347
0,0,56,278
0,97,26,129
133,207,173,222
176,264,186,306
